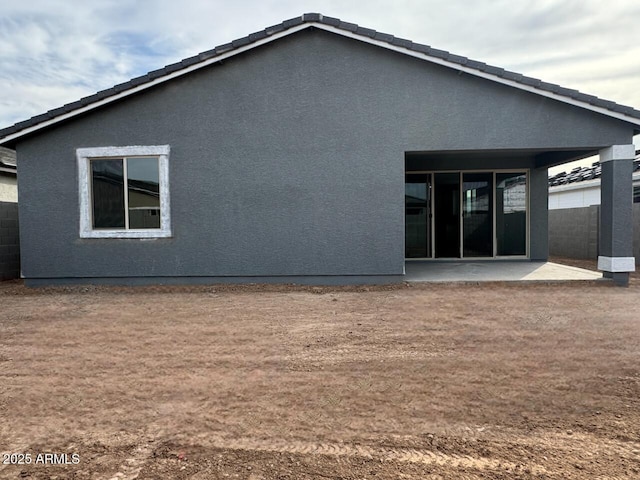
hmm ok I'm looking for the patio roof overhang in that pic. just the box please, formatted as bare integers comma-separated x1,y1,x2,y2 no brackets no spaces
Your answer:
405,148,600,171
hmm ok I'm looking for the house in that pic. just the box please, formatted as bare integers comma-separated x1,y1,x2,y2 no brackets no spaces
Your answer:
0,13,638,286
548,153,640,209
0,146,19,281
0,147,17,203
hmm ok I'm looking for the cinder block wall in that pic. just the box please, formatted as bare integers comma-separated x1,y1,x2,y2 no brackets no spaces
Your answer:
634,204,640,265
550,204,640,265
0,201,20,280
548,205,599,260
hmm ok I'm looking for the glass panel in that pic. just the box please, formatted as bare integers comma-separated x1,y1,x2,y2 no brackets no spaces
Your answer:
405,174,431,258
127,157,160,229
633,186,640,204
434,173,460,258
496,172,527,256
91,159,125,229
462,173,493,257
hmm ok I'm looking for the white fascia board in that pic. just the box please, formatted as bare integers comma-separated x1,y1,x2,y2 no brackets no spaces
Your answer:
2,21,640,146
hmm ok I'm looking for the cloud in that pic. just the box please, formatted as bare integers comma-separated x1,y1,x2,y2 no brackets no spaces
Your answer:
0,2,141,124
0,0,639,130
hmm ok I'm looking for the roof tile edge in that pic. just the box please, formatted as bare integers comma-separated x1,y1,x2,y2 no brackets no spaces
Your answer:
1,12,640,145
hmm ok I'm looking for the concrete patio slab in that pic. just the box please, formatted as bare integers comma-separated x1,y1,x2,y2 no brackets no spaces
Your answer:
405,261,603,283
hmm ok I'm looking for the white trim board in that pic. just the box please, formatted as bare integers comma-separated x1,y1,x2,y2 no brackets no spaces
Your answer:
2,21,640,146
597,256,636,272
600,145,637,162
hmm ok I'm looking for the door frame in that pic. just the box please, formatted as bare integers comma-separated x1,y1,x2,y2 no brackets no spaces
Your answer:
405,169,530,260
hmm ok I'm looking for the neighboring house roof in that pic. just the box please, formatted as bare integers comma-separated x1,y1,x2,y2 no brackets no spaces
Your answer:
549,153,640,187
0,147,16,177
0,162,17,177
1,12,640,148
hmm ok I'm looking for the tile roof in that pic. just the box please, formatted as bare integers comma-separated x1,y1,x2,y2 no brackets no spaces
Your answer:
2,12,640,146
0,145,17,176
0,146,16,167
0,161,16,176
549,154,640,187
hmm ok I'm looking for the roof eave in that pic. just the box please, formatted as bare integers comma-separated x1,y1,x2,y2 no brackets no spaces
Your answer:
314,24,640,128
0,22,313,147
1,18,640,147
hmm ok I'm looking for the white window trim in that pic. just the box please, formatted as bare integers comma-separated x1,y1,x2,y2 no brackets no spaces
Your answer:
77,145,171,239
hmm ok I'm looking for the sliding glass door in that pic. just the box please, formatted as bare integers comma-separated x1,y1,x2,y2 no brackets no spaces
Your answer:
434,173,460,258
496,172,527,256
462,173,493,257
405,170,528,259
405,174,431,258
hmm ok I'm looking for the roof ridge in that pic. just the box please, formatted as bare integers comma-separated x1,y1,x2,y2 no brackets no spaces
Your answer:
1,12,640,145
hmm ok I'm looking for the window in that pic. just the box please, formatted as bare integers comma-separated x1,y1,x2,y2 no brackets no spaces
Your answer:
634,185,640,204
496,172,527,256
77,146,171,238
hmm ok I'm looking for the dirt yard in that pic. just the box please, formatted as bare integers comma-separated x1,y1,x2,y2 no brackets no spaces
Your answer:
1,269,640,479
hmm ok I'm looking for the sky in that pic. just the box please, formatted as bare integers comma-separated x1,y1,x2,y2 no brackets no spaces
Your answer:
1,0,639,173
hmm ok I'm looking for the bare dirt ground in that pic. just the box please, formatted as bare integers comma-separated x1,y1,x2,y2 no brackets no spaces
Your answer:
1,262,639,479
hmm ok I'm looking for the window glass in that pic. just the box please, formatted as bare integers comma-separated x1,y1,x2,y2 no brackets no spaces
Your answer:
91,159,125,229
462,173,493,257
127,157,160,229
433,173,461,258
634,185,640,204
405,174,431,258
496,172,527,256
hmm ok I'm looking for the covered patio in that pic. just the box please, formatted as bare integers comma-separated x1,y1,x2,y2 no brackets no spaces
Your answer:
404,145,637,286
405,261,603,283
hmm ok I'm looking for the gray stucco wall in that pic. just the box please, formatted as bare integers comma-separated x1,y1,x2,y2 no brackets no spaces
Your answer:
529,167,549,260
15,29,636,282
550,204,640,265
0,201,20,280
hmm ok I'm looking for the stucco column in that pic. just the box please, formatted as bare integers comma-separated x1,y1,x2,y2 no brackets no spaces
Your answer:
597,145,636,286
529,166,549,261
